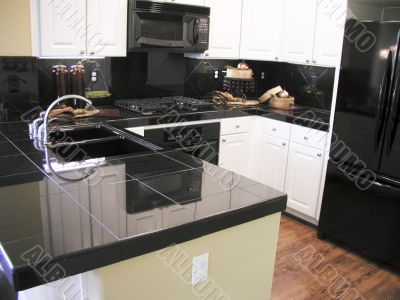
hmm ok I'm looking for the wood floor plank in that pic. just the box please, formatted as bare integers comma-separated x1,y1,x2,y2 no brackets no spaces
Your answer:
271,215,400,300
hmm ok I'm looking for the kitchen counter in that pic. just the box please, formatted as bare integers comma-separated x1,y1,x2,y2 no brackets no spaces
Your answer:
0,120,286,296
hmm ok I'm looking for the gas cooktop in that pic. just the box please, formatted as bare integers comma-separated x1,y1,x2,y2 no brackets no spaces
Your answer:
115,97,215,116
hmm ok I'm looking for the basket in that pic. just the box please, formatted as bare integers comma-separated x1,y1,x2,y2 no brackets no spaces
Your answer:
269,96,295,110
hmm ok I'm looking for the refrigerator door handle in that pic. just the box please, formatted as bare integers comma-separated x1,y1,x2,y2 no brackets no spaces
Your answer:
375,51,393,151
386,32,400,154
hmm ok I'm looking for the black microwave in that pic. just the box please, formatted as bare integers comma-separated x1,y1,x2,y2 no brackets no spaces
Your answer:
128,0,210,52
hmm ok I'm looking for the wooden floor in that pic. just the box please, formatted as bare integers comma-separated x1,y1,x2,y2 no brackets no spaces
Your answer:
271,215,400,300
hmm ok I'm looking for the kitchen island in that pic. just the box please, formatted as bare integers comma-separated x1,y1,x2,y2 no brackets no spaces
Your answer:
0,120,286,300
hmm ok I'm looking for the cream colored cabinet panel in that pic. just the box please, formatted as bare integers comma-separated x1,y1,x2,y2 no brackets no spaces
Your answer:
219,133,251,178
89,164,126,244
240,0,284,61
256,133,289,192
127,209,163,236
163,203,196,228
86,0,128,56
313,0,346,66
281,0,317,64
204,0,242,58
39,0,87,57
285,142,324,218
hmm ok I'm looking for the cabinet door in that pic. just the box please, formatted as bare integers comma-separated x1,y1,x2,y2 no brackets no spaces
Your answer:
204,0,242,58
127,209,163,236
256,133,288,192
285,143,324,218
89,164,127,244
313,0,346,66
42,173,91,256
240,0,284,61
219,133,251,177
281,0,317,64
163,203,196,229
86,0,128,57
39,0,87,57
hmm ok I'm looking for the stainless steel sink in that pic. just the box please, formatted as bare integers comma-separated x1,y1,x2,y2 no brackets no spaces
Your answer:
48,125,162,162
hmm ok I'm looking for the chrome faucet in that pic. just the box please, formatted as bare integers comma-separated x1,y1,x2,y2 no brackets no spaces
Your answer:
42,95,93,145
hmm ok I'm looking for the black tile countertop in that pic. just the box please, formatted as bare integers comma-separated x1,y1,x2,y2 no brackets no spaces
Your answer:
105,104,330,132
0,120,287,293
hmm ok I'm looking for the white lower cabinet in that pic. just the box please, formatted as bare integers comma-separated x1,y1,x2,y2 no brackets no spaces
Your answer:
89,164,127,244
256,133,289,192
219,133,252,178
127,209,163,236
218,117,329,222
162,203,196,228
284,142,325,218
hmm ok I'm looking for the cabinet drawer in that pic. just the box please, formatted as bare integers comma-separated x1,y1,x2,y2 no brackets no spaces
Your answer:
256,118,291,140
220,117,252,135
291,125,328,150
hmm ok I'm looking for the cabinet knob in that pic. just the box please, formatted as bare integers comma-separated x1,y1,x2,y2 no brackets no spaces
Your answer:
235,125,240,129
304,136,309,141
313,59,317,63
272,128,277,132
317,153,322,157
222,139,226,143
275,57,279,60
282,142,287,146
306,59,310,63
90,51,95,55
80,50,85,55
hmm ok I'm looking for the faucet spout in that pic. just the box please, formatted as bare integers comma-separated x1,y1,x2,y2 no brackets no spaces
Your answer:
43,95,93,145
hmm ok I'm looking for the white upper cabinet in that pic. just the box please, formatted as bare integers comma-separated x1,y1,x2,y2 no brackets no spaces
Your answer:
281,0,318,65
240,0,284,61
285,142,325,218
39,0,87,57
38,0,127,57
313,0,346,66
86,0,127,57
203,0,242,58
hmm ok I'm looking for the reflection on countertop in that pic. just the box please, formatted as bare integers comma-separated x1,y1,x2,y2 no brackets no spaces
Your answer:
0,121,286,292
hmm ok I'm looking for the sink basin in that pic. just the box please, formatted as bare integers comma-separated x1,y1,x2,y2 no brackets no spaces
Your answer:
48,125,162,162
51,137,154,162
49,125,117,144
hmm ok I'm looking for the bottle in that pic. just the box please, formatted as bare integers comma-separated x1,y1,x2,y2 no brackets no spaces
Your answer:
70,64,86,108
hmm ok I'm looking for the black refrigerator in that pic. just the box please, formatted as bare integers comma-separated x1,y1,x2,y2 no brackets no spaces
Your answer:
318,0,400,272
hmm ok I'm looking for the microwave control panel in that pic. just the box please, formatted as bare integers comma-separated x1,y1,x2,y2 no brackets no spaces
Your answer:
197,17,209,45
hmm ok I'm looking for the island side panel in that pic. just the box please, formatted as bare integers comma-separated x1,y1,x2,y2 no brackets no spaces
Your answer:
82,212,281,300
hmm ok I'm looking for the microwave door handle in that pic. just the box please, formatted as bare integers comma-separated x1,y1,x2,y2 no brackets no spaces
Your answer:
193,19,200,44
137,37,185,47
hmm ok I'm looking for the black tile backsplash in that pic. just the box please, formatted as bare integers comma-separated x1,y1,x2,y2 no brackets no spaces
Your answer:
0,54,336,122
184,59,335,111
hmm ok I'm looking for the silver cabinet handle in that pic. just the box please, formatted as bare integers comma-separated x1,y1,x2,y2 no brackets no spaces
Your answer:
282,142,287,146
304,136,309,141
272,128,277,132
313,59,317,63
80,50,85,55
222,139,226,143
306,59,310,63
204,51,209,57
275,57,279,60
317,153,322,157
90,51,95,55
235,125,240,129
